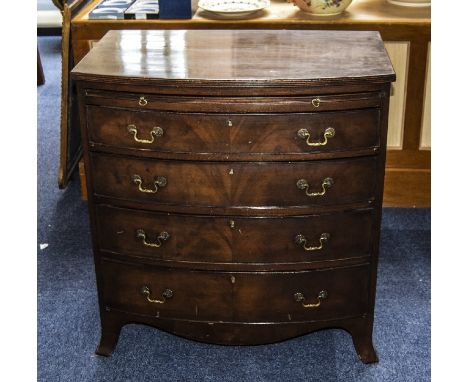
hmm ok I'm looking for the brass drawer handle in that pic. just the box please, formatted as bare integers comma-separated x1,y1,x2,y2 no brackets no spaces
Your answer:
297,127,335,147
296,177,333,197
294,290,328,308
295,233,330,251
138,96,148,106
136,229,170,248
132,174,167,193
311,98,321,108
127,124,163,144
140,286,173,304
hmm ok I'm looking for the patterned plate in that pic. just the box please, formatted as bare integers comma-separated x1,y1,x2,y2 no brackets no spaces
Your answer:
198,0,270,17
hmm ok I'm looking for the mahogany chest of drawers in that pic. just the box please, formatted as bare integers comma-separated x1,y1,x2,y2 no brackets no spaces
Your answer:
72,29,395,363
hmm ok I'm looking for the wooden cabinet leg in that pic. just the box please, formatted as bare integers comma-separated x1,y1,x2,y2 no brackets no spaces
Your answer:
78,159,88,201
37,47,45,86
346,319,378,364
95,316,123,357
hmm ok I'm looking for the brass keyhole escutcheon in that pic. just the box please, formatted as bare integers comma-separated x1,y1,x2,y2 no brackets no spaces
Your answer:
229,220,235,229
227,119,233,127
229,169,234,175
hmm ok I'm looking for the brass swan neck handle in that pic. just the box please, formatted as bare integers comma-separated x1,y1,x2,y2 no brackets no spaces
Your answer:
296,177,333,197
294,290,328,308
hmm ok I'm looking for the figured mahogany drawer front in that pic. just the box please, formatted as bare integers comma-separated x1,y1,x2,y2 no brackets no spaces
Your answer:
101,259,233,321
87,106,380,157
91,154,377,208
232,265,370,322
96,204,374,264
101,259,369,323
85,89,382,113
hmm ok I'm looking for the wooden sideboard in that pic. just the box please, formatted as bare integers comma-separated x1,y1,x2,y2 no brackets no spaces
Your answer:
66,0,430,207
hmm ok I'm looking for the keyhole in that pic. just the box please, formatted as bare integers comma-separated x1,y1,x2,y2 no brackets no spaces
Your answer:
229,169,234,175
227,119,233,127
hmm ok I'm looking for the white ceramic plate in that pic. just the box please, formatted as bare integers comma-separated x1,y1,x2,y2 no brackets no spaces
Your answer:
386,0,430,7
198,0,270,17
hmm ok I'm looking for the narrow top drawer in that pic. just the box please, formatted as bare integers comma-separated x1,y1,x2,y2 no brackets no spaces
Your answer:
84,89,383,113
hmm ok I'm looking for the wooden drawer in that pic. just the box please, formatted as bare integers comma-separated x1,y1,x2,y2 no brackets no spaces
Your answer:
85,89,383,113
101,259,369,323
100,259,233,321
96,205,374,264
90,154,377,208
232,265,370,322
87,106,380,158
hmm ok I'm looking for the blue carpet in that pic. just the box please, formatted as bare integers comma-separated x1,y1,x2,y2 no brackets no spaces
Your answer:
37,36,430,382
